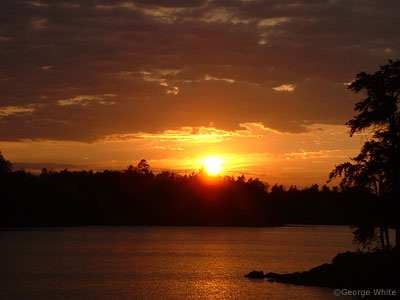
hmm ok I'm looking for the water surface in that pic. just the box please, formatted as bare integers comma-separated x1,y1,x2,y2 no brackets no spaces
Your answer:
0,226,357,300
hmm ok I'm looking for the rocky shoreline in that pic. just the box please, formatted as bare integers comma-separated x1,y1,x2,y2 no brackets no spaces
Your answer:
245,251,400,289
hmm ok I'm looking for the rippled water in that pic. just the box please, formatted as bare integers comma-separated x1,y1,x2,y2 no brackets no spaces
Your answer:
0,226,357,300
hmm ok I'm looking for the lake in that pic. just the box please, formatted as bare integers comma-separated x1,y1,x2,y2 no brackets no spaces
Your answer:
0,226,357,300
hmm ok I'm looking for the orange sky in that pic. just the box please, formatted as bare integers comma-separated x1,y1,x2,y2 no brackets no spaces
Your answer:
0,0,398,186
1,123,365,186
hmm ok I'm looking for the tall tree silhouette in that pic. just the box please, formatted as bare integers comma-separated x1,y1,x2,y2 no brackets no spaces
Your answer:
330,59,400,250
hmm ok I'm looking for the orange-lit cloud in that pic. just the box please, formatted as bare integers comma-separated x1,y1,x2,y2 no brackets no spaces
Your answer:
273,84,296,92
57,94,116,106
104,124,261,144
0,105,35,117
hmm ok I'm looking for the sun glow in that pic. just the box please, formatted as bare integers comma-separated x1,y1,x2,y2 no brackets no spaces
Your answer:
202,157,223,175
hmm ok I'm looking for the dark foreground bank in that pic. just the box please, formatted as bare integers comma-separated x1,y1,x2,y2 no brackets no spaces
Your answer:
246,251,400,289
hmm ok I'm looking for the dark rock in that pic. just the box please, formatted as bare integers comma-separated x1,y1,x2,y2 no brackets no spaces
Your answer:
245,271,265,279
247,251,400,288
265,272,279,279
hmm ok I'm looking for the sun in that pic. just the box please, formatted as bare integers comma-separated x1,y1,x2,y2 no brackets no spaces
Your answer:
202,157,223,175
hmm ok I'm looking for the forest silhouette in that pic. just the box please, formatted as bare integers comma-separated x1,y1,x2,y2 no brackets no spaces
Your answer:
0,154,376,228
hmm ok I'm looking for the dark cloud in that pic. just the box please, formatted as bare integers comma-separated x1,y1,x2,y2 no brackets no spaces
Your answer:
0,0,399,141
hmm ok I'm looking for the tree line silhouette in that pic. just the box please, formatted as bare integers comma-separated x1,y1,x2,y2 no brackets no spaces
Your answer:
0,154,377,228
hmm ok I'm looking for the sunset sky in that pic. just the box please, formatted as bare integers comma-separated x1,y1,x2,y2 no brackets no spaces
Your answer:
0,0,399,186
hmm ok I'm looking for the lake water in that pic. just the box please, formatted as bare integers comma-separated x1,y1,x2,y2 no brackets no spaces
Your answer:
0,226,358,300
